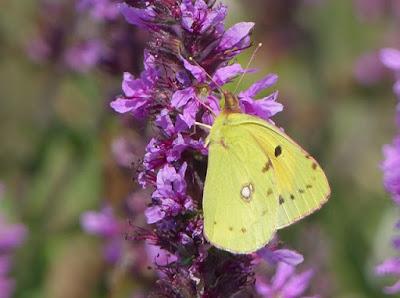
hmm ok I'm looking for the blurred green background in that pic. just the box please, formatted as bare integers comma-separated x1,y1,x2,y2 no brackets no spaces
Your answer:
1,1,399,297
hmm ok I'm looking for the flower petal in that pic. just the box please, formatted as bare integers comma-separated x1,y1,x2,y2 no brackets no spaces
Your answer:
282,269,314,297
182,58,206,82
219,22,255,50
212,63,244,86
119,3,155,29
145,206,166,224
240,91,283,120
239,74,278,98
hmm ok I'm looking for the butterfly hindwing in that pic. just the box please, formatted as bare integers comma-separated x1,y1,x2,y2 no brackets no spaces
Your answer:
203,117,279,254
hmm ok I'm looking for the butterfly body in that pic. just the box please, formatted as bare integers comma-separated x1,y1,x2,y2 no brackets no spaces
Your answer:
202,92,330,254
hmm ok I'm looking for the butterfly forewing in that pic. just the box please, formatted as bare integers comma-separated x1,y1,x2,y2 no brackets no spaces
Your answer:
203,116,279,254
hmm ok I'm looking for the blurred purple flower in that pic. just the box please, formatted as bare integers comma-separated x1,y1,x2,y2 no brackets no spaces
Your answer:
354,52,386,86
382,137,400,205
381,48,400,99
256,262,315,298
0,184,27,298
81,207,123,263
353,0,386,21
0,278,15,298
376,257,400,294
81,207,120,237
111,137,137,168
257,247,304,267
0,218,27,253
64,40,104,73
77,0,119,20
376,47,400,295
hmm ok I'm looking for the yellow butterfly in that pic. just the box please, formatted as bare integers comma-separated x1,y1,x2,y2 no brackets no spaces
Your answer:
202,91,331,254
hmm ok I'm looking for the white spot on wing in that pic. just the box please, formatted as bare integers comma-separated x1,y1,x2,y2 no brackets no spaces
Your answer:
241,183,254,201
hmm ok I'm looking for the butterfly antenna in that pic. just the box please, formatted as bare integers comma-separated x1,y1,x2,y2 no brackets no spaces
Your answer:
233,42,262,94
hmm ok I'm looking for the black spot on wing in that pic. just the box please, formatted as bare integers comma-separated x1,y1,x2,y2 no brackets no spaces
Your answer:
279,195,285,205
274,145,282,157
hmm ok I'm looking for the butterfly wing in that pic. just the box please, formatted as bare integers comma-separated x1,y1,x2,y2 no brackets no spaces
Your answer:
231,113,331,229
203,116,279,254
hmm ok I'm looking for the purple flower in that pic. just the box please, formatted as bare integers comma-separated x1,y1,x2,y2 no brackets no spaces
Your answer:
180,0,227,34
238,74,283,120
256,262,315,298
110,52,157,118
218,22,254,52
257,247,304,267
145,243,177,266
149,163,194,221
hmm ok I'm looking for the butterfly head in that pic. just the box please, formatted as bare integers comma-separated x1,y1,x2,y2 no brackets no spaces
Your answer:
222,91,241,113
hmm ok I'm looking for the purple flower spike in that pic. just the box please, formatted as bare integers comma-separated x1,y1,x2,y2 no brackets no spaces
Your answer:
108,1,314,296
376,46,400,295
380,48,400,100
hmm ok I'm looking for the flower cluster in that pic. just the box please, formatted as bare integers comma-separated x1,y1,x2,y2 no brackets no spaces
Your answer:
376,48,400,294
0,185,27,298
108,0,319,296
